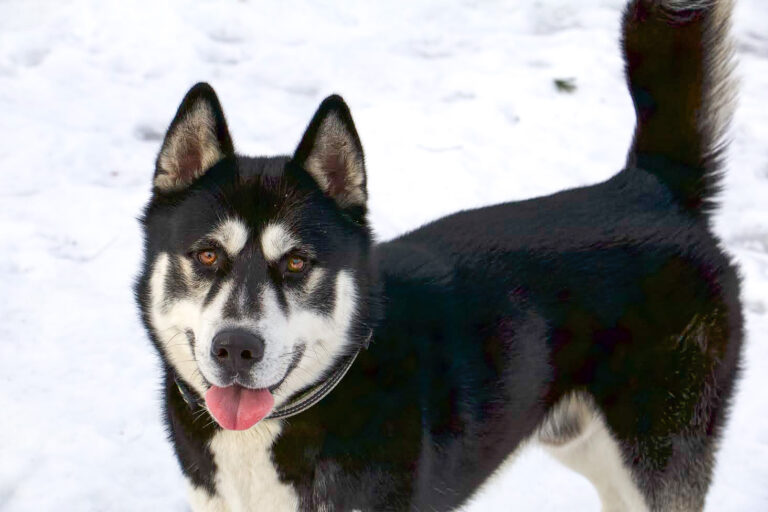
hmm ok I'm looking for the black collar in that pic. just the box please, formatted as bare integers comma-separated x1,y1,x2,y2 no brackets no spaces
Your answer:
174,375,204,409
174,330,372,420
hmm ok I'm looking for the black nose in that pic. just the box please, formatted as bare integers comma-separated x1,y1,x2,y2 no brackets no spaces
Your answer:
211,329,265,376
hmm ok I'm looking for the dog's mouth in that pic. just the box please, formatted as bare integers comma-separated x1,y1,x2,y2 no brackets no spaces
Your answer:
204,343,306,430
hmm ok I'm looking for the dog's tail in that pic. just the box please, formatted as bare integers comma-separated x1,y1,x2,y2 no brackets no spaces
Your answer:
622,0,735,213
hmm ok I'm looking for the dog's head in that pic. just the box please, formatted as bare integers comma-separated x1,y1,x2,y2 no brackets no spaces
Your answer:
136,83,375,430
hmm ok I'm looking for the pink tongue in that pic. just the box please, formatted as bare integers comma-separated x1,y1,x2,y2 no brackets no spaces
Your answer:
205,386,275,430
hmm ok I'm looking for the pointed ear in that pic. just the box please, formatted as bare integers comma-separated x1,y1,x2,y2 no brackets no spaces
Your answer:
293,95,367,209
153,83,234,192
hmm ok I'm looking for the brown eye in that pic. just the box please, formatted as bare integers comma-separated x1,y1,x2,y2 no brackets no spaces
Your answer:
286,256,306,273
197,250,218,266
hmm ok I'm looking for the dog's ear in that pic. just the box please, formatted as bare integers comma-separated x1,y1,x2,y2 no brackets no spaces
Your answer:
293,95,367,210
153,83,234,192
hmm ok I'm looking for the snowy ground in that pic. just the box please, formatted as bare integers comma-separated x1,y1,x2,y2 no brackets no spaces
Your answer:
1,0,766,510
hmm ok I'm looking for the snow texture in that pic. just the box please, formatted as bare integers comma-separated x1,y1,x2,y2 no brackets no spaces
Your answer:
1,0,766,510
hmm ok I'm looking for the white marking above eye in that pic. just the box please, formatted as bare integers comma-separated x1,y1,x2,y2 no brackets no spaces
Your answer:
260,223,299,262
211,218,249,256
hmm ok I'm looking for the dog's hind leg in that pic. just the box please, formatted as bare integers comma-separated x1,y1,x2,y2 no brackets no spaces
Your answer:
540,389,731,511
538,393,650,512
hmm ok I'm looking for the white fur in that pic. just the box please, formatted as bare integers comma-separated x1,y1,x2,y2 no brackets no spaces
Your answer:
303,267,326,296
211,218,249,257
204,423,299,512
260,223,299,262
235,284,248,316
188,483,229,512
541,394,649,512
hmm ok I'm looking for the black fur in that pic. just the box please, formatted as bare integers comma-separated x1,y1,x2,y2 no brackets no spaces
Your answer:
136,1,742,510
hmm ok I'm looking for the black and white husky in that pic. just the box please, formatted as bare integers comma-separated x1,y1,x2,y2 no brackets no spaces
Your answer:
136,1,742,510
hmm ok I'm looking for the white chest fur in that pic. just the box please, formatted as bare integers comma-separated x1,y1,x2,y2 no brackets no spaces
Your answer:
204,422,299,512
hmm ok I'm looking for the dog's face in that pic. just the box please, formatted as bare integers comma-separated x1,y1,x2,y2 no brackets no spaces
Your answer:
136,84,373,426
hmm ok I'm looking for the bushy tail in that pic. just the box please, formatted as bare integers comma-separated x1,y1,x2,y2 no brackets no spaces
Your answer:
622,0,735,213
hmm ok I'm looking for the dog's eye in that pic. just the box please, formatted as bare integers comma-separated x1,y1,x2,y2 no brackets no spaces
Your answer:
286,256,306,273
196,249,218,266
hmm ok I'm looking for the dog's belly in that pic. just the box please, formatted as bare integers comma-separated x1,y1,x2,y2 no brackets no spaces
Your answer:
207,423,299,512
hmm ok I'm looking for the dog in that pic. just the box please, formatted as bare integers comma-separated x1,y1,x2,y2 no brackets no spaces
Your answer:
135,1,742,510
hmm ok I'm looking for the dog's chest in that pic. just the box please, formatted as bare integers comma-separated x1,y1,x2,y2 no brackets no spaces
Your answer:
209,424,299,511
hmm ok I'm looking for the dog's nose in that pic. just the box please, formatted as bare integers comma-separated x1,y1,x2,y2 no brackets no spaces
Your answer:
211,329,265,375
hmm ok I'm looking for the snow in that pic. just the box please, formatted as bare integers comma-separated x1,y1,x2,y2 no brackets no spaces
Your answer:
1,0,766,509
